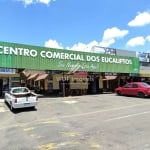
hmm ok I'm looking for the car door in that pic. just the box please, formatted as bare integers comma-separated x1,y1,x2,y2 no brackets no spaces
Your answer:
126,83,139,96
121,83,132,95
131,83,139,96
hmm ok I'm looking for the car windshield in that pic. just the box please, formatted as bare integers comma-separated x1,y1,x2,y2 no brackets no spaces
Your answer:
12,88,29,94
141,82,150,87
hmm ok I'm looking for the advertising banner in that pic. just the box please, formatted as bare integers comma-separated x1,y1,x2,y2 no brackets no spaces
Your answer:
91,46,116,55
0,68,15,74
136,52,150,63
0,41,139,73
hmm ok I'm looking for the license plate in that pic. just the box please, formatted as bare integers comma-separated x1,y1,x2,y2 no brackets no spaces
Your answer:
24,103,30,105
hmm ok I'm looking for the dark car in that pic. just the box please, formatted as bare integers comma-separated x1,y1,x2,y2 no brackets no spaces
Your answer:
115,82,150,98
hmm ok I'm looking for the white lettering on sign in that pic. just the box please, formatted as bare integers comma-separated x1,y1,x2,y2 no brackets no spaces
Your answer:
86,55,100,62
40,51,85,61
0,46,3,54
0,45,133,65
101,57,132,64
0,46,37,57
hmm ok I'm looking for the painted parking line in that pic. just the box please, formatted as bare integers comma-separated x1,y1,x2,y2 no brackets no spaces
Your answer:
0,118,61,131
1,102,150,130
61,131,80,137
23,127,35,131
63,100,78,104
42,119,60,124
105,110,150,122
39,140,102,150
39,141,80,150
56,102,150,119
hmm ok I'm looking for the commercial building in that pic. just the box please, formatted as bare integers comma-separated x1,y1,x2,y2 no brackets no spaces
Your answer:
0,41,142,96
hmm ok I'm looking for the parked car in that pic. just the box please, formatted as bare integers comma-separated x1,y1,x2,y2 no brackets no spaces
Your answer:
4,87,38,111
115,82,150,98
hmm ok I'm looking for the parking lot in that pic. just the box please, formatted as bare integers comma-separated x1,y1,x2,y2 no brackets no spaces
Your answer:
1,93,150,150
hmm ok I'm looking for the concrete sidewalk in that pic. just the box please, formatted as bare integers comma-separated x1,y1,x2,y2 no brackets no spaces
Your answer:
0,99,4,103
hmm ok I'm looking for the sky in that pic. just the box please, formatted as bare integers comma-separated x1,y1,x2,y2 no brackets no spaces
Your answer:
0,0,150,53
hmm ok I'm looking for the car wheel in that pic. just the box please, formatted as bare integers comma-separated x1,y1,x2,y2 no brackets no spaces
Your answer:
138,92,145,98
117,91,122,96
4,98,7,104
31,106,35,109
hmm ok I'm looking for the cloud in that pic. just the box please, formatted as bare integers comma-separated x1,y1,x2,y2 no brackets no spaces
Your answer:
102,27,129,41
146,35,150,42
45,39,101,52
126,36,145,47
67,41,102,52
99,39,115,47
17,0,54,6
67,42,90,51
128,11,150,27
45,39,63,49
100,27,128,47
44,27,129,52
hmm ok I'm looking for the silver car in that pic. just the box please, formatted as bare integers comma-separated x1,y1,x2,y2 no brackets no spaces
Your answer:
4,87,38,111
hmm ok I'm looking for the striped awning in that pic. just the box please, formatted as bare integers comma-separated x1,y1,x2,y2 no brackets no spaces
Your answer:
27,74,38,80
35,74,49,81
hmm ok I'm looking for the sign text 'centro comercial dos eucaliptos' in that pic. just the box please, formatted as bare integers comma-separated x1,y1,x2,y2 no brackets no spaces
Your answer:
0,45,132,65
0,42,139,73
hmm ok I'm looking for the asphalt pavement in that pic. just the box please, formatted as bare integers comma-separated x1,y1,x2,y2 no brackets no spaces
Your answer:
1,93,150,150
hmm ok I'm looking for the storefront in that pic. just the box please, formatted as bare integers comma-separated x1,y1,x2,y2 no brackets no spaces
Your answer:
0,68,20,96
0,41,140,96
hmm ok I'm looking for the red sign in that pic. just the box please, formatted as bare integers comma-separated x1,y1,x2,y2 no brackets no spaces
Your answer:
74,71,88,76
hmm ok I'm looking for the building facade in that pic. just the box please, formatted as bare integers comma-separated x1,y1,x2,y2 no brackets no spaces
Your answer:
0,41,140,96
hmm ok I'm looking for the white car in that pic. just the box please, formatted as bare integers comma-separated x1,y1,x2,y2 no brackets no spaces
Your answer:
4,87,38,111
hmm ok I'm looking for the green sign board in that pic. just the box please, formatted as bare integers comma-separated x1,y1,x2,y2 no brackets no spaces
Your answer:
0,41,139,73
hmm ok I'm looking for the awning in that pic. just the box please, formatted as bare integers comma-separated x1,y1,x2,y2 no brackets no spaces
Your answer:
103,76,117,81
35,74,49,81
27,74,38,80
21,71,30,78
23,69,45,74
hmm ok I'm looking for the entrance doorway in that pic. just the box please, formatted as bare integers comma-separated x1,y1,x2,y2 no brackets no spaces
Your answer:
88,76,99,94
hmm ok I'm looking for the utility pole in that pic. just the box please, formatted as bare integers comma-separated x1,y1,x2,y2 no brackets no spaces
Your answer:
62,72,65,97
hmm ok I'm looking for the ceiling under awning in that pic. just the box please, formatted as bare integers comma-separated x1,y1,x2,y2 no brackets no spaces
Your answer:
103,76,117,81
27,74,38,80
35,74,49,81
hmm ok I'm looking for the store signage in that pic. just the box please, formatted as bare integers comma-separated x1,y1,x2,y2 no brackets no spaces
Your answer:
0,68,15,74
136,52,150,63
74,71,88,76
0,41,139,73
0,45,132,64
91,46,116,55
